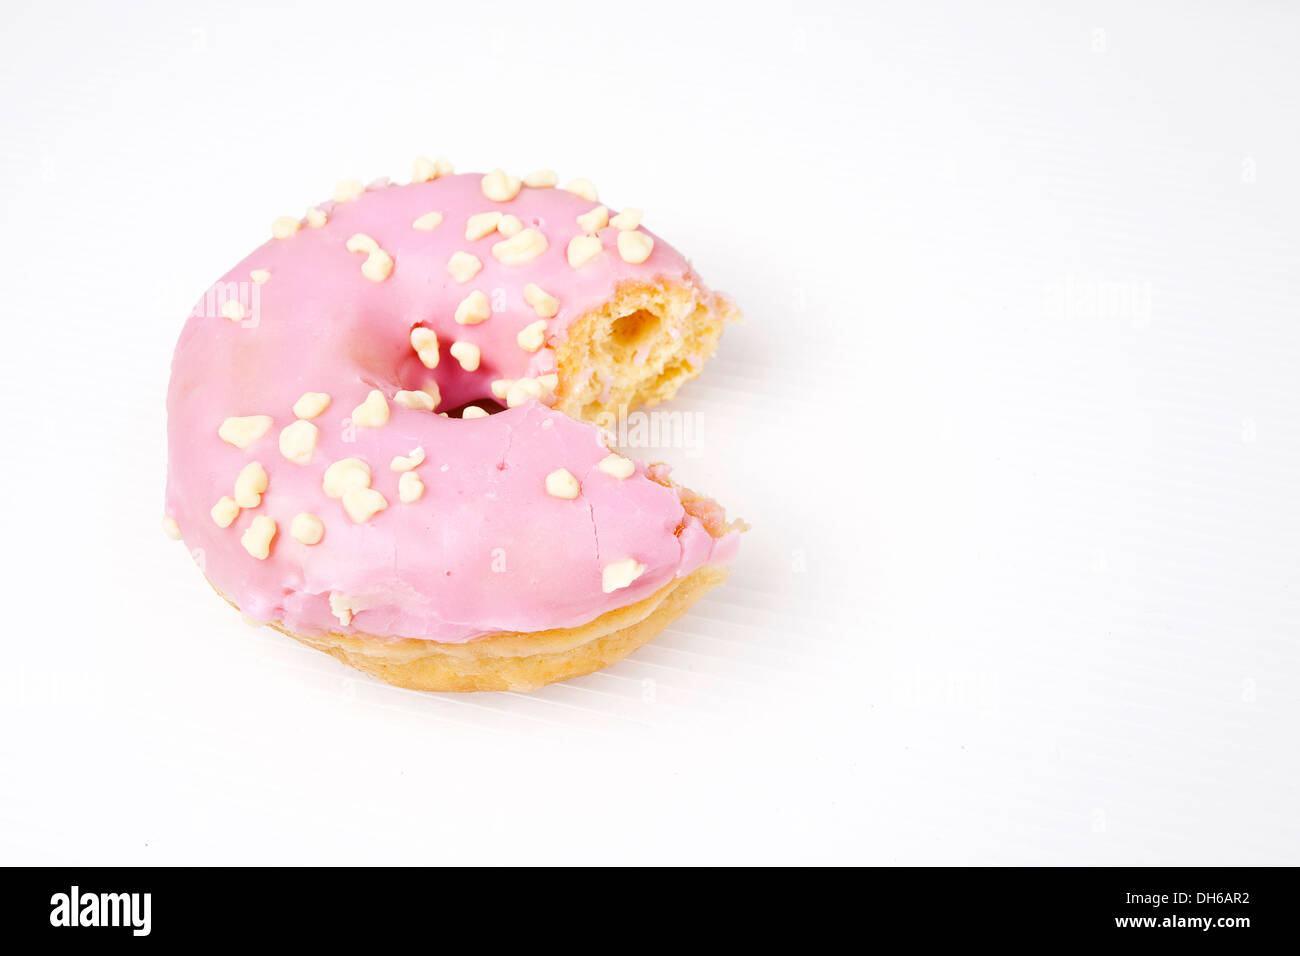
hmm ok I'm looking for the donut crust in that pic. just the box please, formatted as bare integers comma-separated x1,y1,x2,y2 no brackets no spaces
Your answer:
223,564,728,692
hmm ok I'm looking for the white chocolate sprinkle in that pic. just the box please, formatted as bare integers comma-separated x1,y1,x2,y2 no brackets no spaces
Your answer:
342,486,388,523
361,248,394,282
219,415,273,449
461,405,489,419
346,233,380,254
345,233,394,282
602,557,646,593
351,389,390,428
234,461,269,509
333,179,365,203
221,300,248,322
617,230,654,264
305,207,329,228
491,228,549,265
498,214,523,237
576,205,609,232
411,156,441,183
410,327,440,368
329,592,360,626
410,158,434,182
278,419,318,465
598,453,635,479
610,207,642,230
290,512,324,545
480,168,522,202
162,516,182,540
241,515,277,560
211,496,240,528
516,319,547,353
505,377,543,408
523,169,558,188
322,458,371,498
566,234,603,268
454,290,491,325
447,251,482,283
412,210,444,231
390,447,426,472
398,471,424,503
250,269,271,284
449,340,481,371
292,392,331,419
545,468,580,499
524,283,559,318
537,373,558,393
490,379,513,400
564,178,599,201
394,389,438,411
271,216,301,239
465,211,503,240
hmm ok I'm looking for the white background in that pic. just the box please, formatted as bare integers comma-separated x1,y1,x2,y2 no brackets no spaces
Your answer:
1,0,1296,865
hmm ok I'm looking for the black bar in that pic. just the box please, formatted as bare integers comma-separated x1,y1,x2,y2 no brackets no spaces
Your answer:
3,866,1287,944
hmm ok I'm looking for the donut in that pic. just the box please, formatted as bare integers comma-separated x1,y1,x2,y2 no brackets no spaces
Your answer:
164,160,742,692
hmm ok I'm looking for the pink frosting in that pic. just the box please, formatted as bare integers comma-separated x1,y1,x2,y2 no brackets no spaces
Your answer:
165,172,737,643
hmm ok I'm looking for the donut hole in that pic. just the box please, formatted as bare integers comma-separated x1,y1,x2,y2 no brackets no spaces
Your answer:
393,332,503,417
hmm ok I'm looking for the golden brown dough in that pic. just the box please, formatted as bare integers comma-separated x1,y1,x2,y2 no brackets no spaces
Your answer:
221,564,729,692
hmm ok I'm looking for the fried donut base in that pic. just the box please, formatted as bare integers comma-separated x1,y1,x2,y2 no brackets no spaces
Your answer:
552,276,740,421
222,564,728,692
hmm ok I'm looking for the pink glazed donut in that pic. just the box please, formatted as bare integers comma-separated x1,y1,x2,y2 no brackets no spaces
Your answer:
163,160,741,692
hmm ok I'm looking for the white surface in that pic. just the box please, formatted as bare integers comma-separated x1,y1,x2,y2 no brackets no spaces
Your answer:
1,0,1296,865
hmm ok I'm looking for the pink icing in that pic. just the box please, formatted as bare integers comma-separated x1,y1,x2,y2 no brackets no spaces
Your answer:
165,172,737,643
